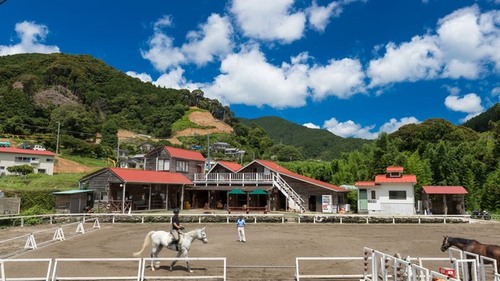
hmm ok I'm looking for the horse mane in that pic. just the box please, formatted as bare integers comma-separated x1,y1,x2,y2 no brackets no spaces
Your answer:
449,237,478,244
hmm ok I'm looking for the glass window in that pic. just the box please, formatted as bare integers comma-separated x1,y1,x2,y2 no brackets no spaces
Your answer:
389,190,406,200
371,190,376,199
176,160,188,172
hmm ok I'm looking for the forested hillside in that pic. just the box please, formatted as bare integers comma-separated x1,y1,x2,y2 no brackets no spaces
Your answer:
240,116,370,161
0,53,498,212
279,117,500,212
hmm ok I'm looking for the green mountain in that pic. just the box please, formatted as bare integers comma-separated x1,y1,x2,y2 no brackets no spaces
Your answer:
239,116,371,160
463,103,500,132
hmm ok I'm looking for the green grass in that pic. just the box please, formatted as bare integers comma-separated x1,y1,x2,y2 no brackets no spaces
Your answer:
0,173,84,191
61,155,108,167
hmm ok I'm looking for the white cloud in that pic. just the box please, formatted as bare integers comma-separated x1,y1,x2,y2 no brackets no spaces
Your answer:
202,46,309,108
309,58,365,100
230,0,306,43
303,122,320,129
378,117,421,134
141,31,186,72
444,92,484,113
182,14,234,66
0,21,60,56
152,67,202,91
126,71,153,83
323,118,377,139
367,35,442,87
142,14,234,72
367,5,500,86
322,116,419,139
307,1,340,32
492,87,500,101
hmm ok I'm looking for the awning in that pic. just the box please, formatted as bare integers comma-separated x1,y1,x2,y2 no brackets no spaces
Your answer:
227,188,246,195
249,188,267,195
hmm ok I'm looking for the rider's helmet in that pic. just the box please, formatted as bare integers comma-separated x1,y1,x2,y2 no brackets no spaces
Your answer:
173,208,180,214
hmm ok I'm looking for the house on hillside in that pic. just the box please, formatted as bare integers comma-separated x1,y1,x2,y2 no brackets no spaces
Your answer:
356,166,417,215
144,146,205,179
421,186,468,215
0,147,56,175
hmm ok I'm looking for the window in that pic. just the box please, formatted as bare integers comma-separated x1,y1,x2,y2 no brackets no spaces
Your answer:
15,157,30,162
0,166,4,170
176,160,189,172
46,158,53,162
37,169,46,174
157,159,170,171
370,190,376,199
389,190,406,200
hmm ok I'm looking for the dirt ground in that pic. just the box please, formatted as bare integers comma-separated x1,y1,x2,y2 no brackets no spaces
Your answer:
2,221,500,280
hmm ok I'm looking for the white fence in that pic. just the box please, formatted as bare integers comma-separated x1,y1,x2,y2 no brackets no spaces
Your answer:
0,218,100,259
0,257,226,281
296,247,498,281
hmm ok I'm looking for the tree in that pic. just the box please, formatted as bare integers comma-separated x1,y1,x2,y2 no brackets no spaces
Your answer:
276,145,303,162
7,164,34,176
101,120,118,149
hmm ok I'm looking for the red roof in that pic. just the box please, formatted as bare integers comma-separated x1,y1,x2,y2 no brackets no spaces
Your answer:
386,166,404,173
110,168,192,184
254,159,348,192
355,181,376,186
0,147,55,156
422,186,468,195
216,161,242,172
375,174,417,183
164,146,205,161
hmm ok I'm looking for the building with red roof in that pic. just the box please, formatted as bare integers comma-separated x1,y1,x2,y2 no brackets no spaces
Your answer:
355,166,417,215
192,159,349,213
0,147,56,175
422,186,468,215
79,145,349,214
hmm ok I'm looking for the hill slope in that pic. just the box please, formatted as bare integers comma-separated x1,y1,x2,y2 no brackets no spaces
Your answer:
240,116,370,160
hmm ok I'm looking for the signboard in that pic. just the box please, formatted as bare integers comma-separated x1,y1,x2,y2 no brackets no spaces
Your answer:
322,195,333,213
0,198,21,215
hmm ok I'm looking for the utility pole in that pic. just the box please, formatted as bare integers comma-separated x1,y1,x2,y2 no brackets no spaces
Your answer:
206,135,211,171
55,122,60,155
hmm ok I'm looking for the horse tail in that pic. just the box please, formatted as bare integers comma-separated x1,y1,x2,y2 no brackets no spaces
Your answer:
133,230,154,257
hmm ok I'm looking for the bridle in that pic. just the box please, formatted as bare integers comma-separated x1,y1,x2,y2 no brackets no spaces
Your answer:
441,236,450,252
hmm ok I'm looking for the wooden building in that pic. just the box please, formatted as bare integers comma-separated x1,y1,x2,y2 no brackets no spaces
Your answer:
421,186,468,215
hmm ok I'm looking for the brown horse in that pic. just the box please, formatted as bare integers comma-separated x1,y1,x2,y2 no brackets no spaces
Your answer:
441,236,500,280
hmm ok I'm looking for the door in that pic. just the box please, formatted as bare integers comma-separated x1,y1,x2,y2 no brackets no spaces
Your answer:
359,189,368,212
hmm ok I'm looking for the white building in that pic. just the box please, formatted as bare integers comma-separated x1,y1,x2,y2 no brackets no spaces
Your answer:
356,166,417,215
0,147,56,175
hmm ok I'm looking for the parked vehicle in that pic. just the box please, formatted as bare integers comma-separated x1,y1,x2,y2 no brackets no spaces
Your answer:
471,209,492,220
32,144,46,151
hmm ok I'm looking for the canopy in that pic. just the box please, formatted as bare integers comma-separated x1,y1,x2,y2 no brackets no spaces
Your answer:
249,188,267,195
227,188,246,195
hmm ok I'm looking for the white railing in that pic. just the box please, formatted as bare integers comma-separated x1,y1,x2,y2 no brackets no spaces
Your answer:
273,173,305,212
193,172,273,184
142,257,226,280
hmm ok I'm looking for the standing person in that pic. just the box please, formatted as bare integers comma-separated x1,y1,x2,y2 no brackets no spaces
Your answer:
171,208,184,244
236,215,246,242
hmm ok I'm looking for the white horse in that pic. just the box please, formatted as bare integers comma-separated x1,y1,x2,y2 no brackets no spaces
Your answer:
133,227,208,272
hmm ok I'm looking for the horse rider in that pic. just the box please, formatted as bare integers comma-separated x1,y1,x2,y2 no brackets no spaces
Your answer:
171,208,184,245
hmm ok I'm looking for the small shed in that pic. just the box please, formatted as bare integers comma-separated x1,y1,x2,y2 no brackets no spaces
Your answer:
422,186,468,215
53,190,94,213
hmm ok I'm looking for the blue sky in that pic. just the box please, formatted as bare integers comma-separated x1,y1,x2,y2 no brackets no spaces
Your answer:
1,0,499,139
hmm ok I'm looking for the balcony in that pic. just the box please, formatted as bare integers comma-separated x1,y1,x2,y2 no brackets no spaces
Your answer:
193,173,273,186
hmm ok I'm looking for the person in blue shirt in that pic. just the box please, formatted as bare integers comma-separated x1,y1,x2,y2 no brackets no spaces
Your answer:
236,215,246,242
